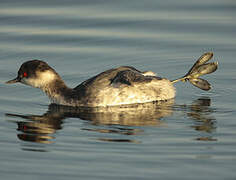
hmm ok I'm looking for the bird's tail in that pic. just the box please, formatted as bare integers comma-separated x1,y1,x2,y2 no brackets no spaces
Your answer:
171,52,218,91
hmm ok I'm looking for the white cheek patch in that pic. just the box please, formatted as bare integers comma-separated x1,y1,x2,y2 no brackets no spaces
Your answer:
23,70,56,88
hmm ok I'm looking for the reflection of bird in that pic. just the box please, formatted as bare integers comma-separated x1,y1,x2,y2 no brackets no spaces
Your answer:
186,98,217,141
7,113,64,144
50,100,174,126
6,97,217,145
6,52,218,107
6,100,175,145
188,98,216,133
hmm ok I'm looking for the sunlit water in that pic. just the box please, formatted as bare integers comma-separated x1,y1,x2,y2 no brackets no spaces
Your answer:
0,0,236,179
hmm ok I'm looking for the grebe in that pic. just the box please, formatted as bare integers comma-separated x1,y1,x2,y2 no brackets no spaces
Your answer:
6,52,218,107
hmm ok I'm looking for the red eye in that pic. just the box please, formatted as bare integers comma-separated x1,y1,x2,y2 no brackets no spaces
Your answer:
23,72,28,77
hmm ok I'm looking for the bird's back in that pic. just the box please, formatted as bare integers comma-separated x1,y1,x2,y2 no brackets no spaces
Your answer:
73,66,175,107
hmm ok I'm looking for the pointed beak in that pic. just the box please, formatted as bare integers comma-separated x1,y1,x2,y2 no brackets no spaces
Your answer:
5,77,20,84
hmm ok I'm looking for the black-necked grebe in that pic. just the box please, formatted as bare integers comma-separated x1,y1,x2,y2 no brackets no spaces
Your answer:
6,52,218,107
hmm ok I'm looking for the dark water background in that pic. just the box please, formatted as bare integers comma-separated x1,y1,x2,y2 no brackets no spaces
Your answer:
0,0,236,179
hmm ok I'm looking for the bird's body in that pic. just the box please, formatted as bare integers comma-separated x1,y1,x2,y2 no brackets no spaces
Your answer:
6,52,218,107
71,66,175,106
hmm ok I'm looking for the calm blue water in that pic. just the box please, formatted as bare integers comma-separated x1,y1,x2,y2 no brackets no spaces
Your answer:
1,0,236,179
